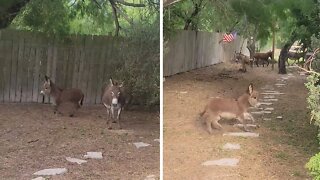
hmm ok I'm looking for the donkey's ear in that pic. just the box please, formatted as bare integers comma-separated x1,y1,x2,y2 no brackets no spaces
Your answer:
44,75,50,85
247,83,253,95
109,78,114,86
119,82,124,88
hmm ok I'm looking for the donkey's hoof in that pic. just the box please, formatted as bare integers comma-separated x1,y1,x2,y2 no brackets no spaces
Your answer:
69,114,74,117
112,121,117,123
108,127,112,130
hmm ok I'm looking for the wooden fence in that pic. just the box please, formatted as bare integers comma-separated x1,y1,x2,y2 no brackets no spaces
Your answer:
0,29,151,104
164,30,249,76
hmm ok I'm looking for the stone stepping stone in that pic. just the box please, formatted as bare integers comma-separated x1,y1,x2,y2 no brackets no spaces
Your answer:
223,143,241,150
251,111,271,114
84,152,103,159
109,129,134,135
154,139,160,142
66,157,87,164
264,95,276,99
263,99,278,102
264,90,279,93
145,174,157,180
248,107,263,110
259,102,273,105
251,111,264,115
133,142,151,148
33,168,67,176
264,107,274,111
261,92,284,95
223,132,259,137
180,91,188,94
276,116,283,119
275,83,286,86
263,118,272,121
202,158,239,167
32,177,46,180
233,124,257,128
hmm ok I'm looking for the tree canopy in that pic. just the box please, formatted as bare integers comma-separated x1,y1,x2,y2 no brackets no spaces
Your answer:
164,0,320,49
1,0,159,36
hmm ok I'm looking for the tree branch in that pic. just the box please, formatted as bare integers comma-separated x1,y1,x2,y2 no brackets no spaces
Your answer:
114,0,145,7
92,0,102,8
109,0,120,36
115,5,134,25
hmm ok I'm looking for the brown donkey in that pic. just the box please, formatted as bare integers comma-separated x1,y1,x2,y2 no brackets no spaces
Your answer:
199,83,259,133
253,51,273,67
234,52,253,72
101,78,126,129
40,75,84,117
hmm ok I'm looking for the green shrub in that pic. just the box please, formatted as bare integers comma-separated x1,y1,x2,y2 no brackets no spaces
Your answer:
305,35,320,178
306,152,320,180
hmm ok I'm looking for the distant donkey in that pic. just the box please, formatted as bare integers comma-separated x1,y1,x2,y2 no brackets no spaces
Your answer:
101,78,126,129
253,51,273,67
40,75,84,117
233,52,253,72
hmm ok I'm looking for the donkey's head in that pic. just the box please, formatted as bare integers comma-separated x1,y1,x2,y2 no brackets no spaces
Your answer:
267,50,273,58
40,75,52,96
246,83,259,108
233,52,241,63
109,78,123,107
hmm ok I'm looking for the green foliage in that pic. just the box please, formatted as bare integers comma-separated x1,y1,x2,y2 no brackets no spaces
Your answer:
114,17,160,106
306,152,320,180
305,36,320,178
9,0,158,37
11,0,71,36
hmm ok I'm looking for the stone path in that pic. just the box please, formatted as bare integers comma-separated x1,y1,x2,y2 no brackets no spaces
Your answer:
31,132,159,179
201,73,292,174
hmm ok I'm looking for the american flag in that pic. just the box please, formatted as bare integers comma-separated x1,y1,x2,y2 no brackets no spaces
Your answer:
222,31,237,43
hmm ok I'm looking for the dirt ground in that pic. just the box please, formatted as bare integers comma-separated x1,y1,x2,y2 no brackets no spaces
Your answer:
0,104,159,180
164,62,318,180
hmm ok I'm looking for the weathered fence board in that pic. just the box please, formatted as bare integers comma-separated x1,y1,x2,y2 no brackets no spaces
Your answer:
164,30,250,76
0,29,155,104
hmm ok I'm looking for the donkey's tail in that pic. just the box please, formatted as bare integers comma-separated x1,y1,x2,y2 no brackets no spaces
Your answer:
80,94,84,106
196,109,206,121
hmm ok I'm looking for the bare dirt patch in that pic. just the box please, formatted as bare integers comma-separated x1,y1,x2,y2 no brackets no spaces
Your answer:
0,104,159,180
164,63,318,180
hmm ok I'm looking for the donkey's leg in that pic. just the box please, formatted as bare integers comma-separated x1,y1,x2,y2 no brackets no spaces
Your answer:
53,105,58,114
116,108,122,129
103,103,112,129
106,108,112,129
211,116,222,130
244,112,255,123
205,118,213,134
237,115,249,132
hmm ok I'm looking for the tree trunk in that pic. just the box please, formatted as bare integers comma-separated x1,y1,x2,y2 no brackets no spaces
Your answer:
278,43,292,74
183,0,202,30
272,24,275,70
247,38,256,59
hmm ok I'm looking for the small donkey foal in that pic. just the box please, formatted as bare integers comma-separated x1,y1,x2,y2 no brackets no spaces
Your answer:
199,83,259,133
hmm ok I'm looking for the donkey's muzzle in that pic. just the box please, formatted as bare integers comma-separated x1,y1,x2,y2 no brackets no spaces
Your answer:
40,90,45,95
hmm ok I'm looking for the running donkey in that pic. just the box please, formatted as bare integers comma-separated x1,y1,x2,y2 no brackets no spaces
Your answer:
198,83,259,133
